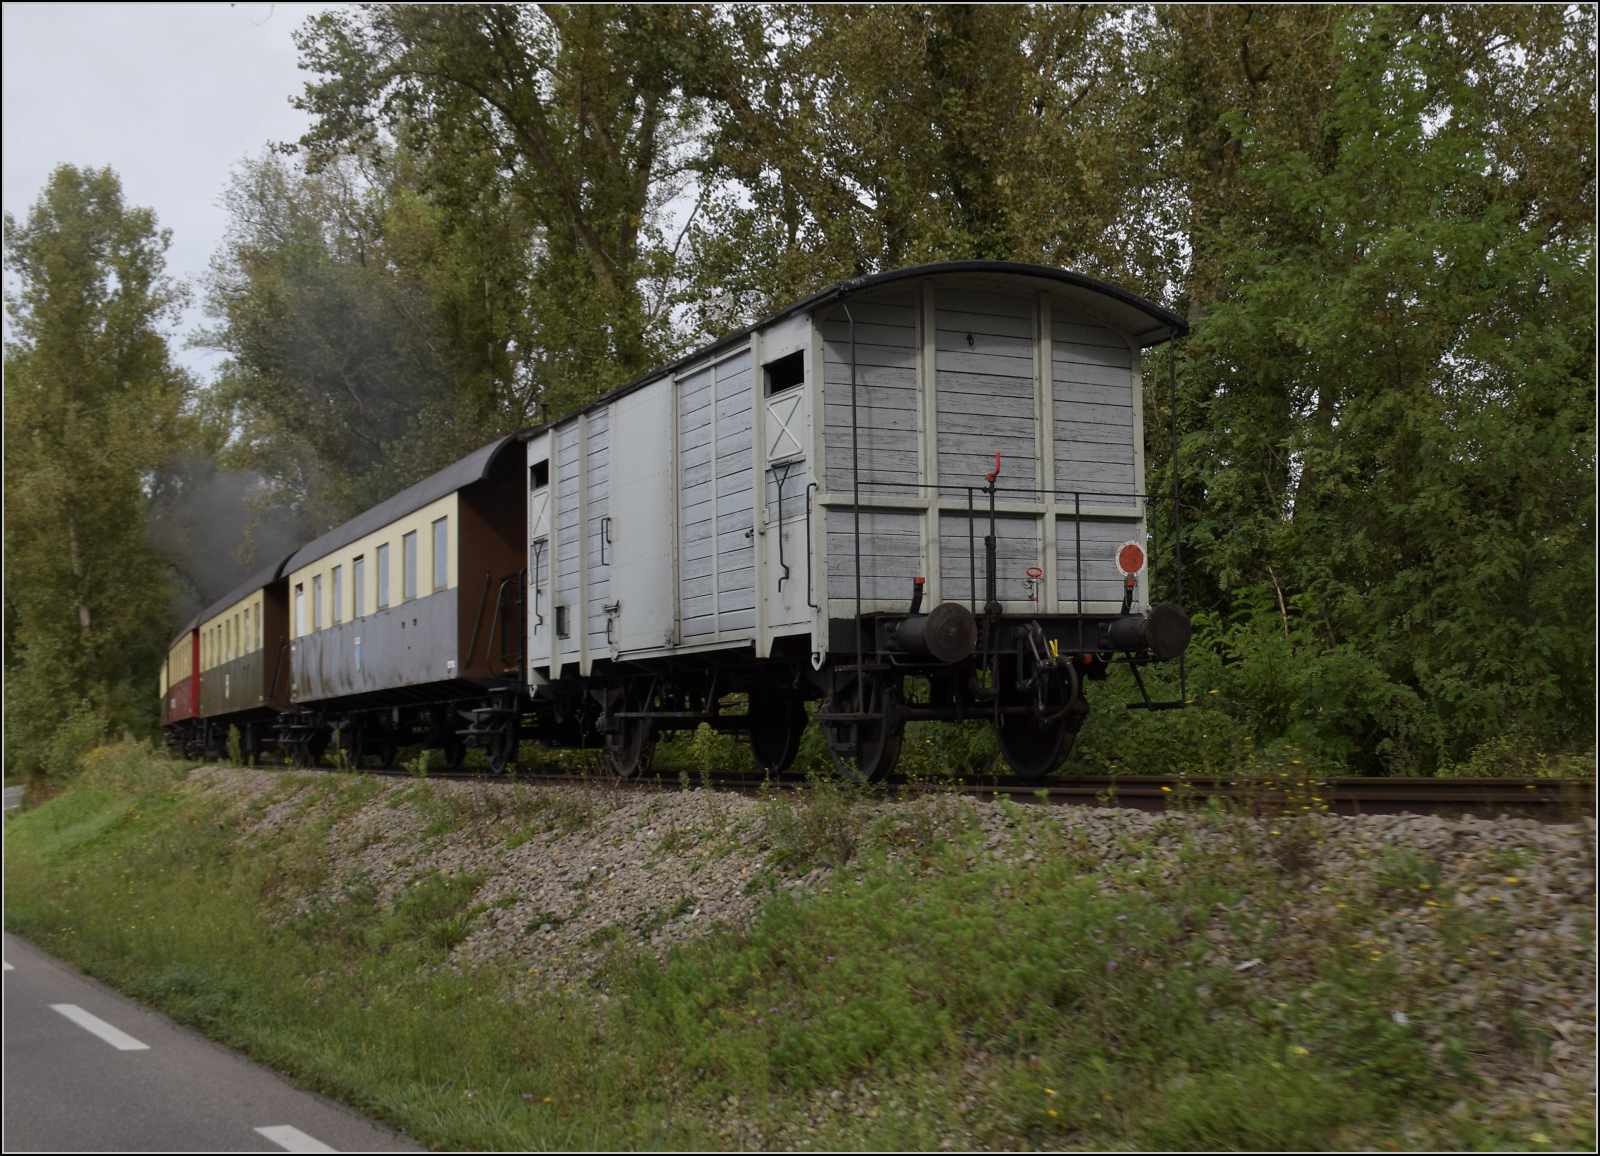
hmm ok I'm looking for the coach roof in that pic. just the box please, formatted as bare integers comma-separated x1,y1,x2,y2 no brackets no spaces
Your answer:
282,429,529,576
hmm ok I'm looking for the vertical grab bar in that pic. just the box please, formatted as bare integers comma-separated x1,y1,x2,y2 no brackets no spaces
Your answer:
805,481,818,609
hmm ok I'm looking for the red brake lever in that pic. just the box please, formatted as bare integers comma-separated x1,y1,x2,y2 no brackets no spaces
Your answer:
985,452,1002,485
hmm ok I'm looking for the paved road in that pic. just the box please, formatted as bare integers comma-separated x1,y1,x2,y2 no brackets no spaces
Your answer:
3,933,419,1153
3,784,22,811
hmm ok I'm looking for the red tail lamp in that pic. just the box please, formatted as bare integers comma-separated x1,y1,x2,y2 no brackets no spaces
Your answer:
1116,541,1146,576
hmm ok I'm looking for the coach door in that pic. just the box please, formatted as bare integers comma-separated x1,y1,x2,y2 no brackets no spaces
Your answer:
609,382,676,654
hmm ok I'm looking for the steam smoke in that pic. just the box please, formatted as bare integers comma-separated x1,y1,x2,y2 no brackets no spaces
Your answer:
147,451,305,625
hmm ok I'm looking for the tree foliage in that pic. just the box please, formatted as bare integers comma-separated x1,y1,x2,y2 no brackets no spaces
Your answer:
4,165,193,763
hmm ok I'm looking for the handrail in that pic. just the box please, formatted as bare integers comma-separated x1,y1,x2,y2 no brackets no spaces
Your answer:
465,570,492,670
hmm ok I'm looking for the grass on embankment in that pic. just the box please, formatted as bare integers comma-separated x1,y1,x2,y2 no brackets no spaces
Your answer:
4,742,1591,1152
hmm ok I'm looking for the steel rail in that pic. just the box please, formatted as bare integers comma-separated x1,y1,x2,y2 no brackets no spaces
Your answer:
332,765,1593,821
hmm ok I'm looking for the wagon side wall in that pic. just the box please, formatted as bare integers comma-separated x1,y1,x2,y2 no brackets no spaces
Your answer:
817,276,1149,639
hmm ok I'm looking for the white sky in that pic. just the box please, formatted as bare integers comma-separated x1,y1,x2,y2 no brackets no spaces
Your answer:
3,2,332,379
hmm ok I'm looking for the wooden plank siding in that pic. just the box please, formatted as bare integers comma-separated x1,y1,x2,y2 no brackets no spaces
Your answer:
677,365,716,639
938,512,1044,608
714,358,757,634
677,352,757,641
583,406,611,654
821,295,920,500
554,423,581,654
826,509,923,602
1052,318,1137,501
1055,516,1143,609
936,291,1039,501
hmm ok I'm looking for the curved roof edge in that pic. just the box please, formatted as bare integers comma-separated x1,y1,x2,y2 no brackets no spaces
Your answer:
169,428,531,651
282,429,531,576
170,549,296,649
521,260,1186,442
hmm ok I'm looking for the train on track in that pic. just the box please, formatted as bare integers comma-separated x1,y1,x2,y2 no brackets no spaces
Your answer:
162,261,1193,781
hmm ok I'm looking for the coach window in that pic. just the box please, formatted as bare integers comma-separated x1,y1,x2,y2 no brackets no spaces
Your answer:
530,459,549,490
256,602,263,649
432,517,448,591
403,531,418,601
313,574,324,630
332,565,343,624
244,608,251,654
377,544,390,608
354,556,366,617
295,583,306,636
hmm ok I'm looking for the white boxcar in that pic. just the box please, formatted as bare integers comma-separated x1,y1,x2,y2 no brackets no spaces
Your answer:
519,261,1191,781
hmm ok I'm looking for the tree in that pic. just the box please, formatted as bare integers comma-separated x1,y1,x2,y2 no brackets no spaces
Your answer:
292,3,710,416
201,152,513,526
1151,5,1596,769
685,4,1174,332
3,166,192,764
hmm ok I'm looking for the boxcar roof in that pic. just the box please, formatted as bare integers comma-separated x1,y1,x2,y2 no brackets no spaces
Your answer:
521,260,1187,443
281,429,530,578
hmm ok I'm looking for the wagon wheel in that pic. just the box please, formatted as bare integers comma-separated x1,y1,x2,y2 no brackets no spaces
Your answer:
822,673,904,784
241,723,261,766
374,730,399,770
606,679,656,779
994,661,1083,780
440,737,466,770
486,712,520,776
748,691,807,775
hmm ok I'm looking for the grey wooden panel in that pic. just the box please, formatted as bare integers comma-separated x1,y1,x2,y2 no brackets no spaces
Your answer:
555,425,581,618
765,461,809,524
678,366,716,638
1053,359,1135,391
933,307,1033,340
938,288,1033,318
936,289,1037,500
1052,314,1135,510
825,508,923,601
1054,377,1136,406
938,512,1042,607
934,349,1034,378
1056,517,1142,608
1052,320,1131,356
822,293,920,495
714,360,755,611
584,408,611,651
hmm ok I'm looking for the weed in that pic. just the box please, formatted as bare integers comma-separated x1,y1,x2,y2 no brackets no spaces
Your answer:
762,774,874,870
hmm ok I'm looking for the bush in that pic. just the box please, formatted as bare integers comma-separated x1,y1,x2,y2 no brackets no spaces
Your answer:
37,701,110,783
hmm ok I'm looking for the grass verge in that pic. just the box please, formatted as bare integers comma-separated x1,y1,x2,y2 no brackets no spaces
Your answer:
4,742,1591,1151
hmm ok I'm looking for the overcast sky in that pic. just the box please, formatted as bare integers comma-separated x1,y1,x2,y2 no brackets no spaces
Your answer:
3,2,332,378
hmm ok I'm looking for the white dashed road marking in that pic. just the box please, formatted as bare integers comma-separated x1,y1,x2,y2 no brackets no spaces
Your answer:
255,1124,338,1152
4,960,13,971
48,1004,150,1051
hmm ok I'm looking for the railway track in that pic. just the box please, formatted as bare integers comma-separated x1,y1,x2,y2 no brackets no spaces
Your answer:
361,765,1595,822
